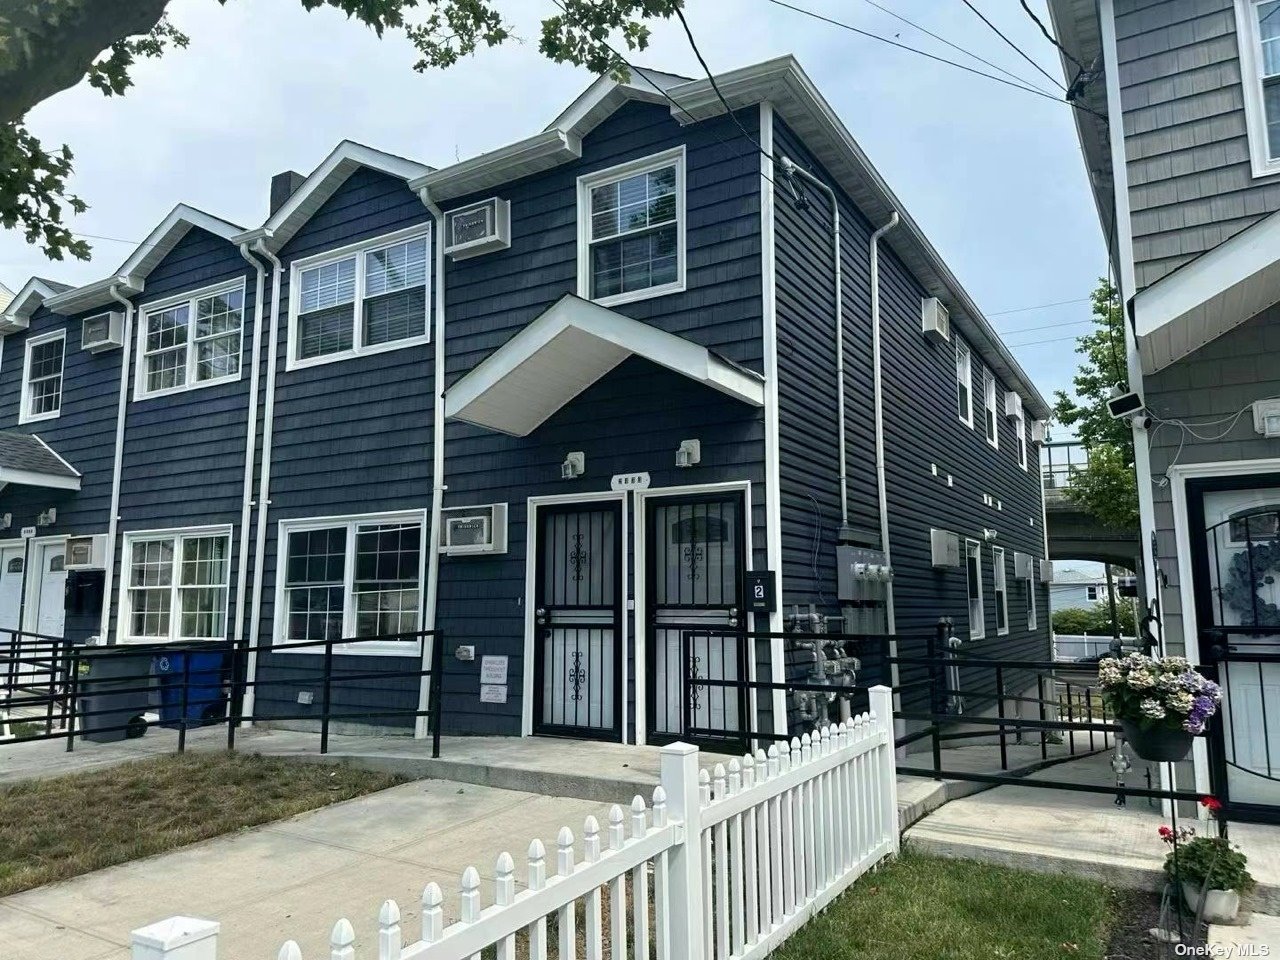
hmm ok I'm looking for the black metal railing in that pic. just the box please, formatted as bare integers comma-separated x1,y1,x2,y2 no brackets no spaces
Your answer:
1041,438,1087,491
0,629,446,758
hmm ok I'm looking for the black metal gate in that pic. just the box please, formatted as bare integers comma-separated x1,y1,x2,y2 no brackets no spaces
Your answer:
533,501,623,740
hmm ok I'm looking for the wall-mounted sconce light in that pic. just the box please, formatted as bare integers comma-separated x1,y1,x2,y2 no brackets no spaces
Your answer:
37,507,56,527
560,451,585,480
982,528,997,541
675,439,701,468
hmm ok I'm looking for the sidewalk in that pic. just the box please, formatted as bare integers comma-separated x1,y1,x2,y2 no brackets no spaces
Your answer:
0,778,610,960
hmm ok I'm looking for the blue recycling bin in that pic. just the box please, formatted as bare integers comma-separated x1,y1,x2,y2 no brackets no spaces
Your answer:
152,650,228,727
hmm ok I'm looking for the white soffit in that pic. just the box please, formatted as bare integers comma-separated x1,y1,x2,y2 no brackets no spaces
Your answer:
1134,209,1280,374
117,204,244,279
444,294,765,436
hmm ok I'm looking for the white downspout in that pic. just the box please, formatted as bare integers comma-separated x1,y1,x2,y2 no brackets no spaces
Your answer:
234,242,268,703
415,187,447,740
869,212,900,630
101,282,135,642
243,237,282,720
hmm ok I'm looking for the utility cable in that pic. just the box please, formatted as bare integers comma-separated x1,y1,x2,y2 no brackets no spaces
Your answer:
958,0,1067,92
1019,0,1086,71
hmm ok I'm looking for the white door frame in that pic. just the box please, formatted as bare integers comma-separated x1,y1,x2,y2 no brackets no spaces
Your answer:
633,479,778,747
1169,456,1280,808
521,490,629,740
0,538,28,640
23,535,66,639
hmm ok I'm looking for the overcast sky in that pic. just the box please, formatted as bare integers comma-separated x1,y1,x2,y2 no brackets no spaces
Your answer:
1,0,1105,405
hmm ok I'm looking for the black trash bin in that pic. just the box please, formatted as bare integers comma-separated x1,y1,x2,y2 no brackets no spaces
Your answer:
74,647,153,742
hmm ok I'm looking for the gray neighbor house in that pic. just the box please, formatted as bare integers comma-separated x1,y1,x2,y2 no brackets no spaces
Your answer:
0,57,1052,749
1050,0,1280,820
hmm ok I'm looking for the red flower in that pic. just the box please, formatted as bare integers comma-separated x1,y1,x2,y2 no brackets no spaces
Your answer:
1200,796,1223,812
1158,826,1173,839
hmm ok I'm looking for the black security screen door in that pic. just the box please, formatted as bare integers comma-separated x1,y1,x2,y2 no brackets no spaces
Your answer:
646,491,747,746
533,502,623,740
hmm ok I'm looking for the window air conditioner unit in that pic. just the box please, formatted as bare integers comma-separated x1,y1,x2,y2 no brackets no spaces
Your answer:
1030,420,1047,445
81,311,125,353
444,198,511,260
65,534,108,570
1038,559,1055,583
1012,551,1034,580
921,297,950,344
440,503,509,555
1004,391,1022,420
930,528,961,568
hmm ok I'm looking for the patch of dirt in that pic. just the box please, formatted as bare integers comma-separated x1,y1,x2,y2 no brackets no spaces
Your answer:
1106,888,1207,959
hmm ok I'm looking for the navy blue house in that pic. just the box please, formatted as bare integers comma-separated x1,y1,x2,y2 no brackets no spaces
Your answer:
0,57,1051,745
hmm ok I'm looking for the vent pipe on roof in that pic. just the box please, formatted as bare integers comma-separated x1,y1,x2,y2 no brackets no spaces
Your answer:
269,171,306,216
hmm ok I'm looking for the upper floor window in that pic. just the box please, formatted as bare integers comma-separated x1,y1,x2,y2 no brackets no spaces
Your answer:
288,224,430,370
137,280,245,399
577,146,686,307
966,539,985,640
955,341,972,427
21,330,65,424
982,368,999,449
1236,0,1280,176
1015,402,1028,471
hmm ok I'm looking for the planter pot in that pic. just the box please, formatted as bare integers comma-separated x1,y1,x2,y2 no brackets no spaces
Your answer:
1182,883,1241,923
1120,720,1193,762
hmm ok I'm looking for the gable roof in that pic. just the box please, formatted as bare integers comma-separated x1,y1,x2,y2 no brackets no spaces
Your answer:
116,203,244,279
0,282,12,313
246,141,433,253
0,277,72,333
0,431,81,491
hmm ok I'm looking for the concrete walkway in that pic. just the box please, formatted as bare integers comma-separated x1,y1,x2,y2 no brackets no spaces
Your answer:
0,779,612,960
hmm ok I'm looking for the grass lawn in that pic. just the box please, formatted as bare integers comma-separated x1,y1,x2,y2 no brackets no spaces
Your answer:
0,752,405,897
774,849,1114,960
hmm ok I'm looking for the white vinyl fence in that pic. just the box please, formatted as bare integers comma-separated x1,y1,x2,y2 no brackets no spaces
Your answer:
1052,634,1138,661
130,687,898,960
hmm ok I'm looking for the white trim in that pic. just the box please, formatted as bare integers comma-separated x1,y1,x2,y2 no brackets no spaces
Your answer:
271,509,428,658
633,480,754,747
521,491,629,741
0,466,79,491
116,204,245,280
1233,0,1280,179
1098,0,1138,310
575,145,687,308
134,277,247,401
966,538,986,640
116,525,234,645
285,222,432,372
993,546,1009,637
1015,404,1028,471
0,277,62,332
100,285,135,641
19,329,65,425
982,367,999,450
22,536,67,641
759,102,788,736
955,340,973,429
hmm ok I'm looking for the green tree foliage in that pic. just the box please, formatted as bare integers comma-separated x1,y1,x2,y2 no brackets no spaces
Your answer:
0,0,683,261
1051,599,1136,636
1051,279,1140,530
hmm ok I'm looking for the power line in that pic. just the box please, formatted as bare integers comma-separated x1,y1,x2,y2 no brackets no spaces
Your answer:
958,0,1066,92
997,316,1092,336
1018,0,1086,71
987,295,1090,316
672,7,766,157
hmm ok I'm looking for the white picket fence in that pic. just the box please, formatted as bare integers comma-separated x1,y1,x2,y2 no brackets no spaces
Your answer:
129,686,898,960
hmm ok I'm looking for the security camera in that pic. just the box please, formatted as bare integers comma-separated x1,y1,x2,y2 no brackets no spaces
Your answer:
1107,390,1144,419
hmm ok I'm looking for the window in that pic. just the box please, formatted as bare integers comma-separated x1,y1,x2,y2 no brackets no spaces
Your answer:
277,512,424,654
993,547,1008,636
137,281,245,398
122,529,231,642
21,330,65,423
289,225,431,369
1086,585,1100,602
966,539,985,640
577,146,686,307
955,341,972,427
1026,578,1038,631
1236,0,1280,176
1015,402,1028,471
982,369,999,449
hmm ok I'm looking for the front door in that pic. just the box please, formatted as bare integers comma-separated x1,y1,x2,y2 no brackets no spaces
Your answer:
35,545,66,640
0,546,24,634
533,502,623,740
646,491,747,746
1191,477,1280,816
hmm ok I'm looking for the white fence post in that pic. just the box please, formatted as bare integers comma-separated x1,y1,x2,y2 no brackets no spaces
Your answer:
130,917,220,960
659,741,705,960
869,685,900,854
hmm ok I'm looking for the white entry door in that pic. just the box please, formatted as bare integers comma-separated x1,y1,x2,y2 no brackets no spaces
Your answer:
34,544,66,640
0,546,24,633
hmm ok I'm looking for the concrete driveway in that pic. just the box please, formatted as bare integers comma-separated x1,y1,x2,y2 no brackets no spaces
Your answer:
0,779,610,960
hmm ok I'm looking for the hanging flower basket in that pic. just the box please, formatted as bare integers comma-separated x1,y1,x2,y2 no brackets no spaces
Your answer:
1120,719,1193,762
1098,654,1221,762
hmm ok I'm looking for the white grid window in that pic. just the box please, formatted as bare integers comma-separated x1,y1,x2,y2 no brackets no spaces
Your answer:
354,524,421,638
290,226,430,367
22,331,65,422
983,369,999,449
578,148,685,307
1015,402,1028,471
966,539,985,640
1027,577,1038,631
993,547,1008,636
1238,0,1280,174
955,341,972,427
285,527,348,643
125,531,230,642
139,283,244,398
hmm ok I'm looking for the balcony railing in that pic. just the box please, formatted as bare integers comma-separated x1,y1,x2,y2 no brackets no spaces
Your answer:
1041,438,1087,491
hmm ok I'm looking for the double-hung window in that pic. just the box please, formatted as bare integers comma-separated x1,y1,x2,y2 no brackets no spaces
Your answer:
1236,0,1280,176
993,547,1009,636
1015,402,1028,470
279,512,424,654
1086,585,1100,602
21,330,65,423
1027,576,1038,631
123,529,231,642
138,281,245,398
955,341,972,427
982,369,999,449
578,146,686,307
291,226,430,369
966,539,985,640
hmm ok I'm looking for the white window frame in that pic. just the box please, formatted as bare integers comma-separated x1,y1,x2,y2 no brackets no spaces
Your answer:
1015,402,1028,471
272,509,427,657
993,546,1009,636
1234,0,1280,178
1026,575,1038,631
118,525,233,644
286,223,432,372
576,145,687,308
20,329,66,424
135,278,247,401
955,340,973,428
966,538,985,640
982,368,999,450
1086,585,1100,602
